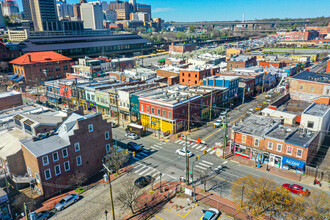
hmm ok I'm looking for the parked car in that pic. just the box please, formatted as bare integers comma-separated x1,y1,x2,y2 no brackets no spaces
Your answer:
125,132,139,140
55,193,79,211
282,184,310,196
176,148,193,157
134,175,153,188
29,210,50,220
127,142,142,151
201,208,221,220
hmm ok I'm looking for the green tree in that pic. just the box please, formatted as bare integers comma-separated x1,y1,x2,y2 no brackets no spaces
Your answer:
189,25,196,33
3,15,11,27
176,32,187,40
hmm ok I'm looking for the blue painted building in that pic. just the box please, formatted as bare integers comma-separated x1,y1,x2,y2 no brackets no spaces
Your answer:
203,75,240,100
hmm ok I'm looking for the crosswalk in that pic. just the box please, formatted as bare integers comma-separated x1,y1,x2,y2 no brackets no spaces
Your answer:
149,142,165,150
194,160,214,173
133,163,161,178
174,140,217,155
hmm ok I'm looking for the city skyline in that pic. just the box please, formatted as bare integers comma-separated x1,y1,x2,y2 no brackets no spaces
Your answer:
16,0,330,22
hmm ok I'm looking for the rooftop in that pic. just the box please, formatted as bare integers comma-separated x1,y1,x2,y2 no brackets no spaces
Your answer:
0,128,30,159
229,56,254,62
10,51,72,65
233,115,281,137
204,75,240,81
303,103,330,117
285,128,318,148
291,71,330,84
265,124,296,141
0,90,21,98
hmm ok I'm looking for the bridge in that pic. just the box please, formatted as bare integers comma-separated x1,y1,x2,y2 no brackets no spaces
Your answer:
170,20,310,26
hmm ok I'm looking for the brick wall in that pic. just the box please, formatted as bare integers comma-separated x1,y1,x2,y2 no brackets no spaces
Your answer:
0,93,23,110
289,78,327,99
7,150,26,175
156,69,178,78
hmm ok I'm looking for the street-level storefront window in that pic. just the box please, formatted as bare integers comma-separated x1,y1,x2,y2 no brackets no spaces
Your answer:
269,154,282,168
234,144,251,159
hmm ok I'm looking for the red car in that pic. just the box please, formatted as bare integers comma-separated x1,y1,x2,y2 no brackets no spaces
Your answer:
282,184,310,196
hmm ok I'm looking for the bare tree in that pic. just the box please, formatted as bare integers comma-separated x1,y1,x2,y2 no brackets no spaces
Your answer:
105,147,129,174
303,190,330,220
196,170,212,192
0,62,8,72
68,171,87,187
255,85,262,94
116,181,141,214
11,193,37,218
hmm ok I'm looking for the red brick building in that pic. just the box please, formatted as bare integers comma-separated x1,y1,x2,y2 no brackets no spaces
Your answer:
307,23,330,34
284,30,319,41
180,66,220,86
259,61,285,69
20,112,112,198
227,56,257,71
0,39,20,62
169,43,196,55
10,51,72,85
327,60,330,73
0,91,23,110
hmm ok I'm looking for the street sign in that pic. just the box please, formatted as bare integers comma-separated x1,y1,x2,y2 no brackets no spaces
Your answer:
189,171,193,174
196,138,202,144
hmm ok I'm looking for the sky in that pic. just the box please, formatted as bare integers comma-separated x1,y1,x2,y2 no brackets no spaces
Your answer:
16,0,330,22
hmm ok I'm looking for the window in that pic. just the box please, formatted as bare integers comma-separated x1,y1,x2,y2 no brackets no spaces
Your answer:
44,169,51,180
311,87,314,92
74,142,80,152
64,161,70,171
242,135,246,144
62,148,68,158
268,142,273,150
76,156,82,166
168,112,172,118
52,152,59,162
157,109,160,115
141,104,143,111
287,146,293,155
105,131,110,140
300,86,303,90
254,139,259,147
42,155,49,166
151,107,154,114
55,165,61,176
106,144,111,153
163,110,166,117
277,144,282,152
182,79,184,82
297,149,303,158
88,124,93,132
147,106,149,113
27,167,32,176
182,109,185,115
35,173,40,183
307,121,314,129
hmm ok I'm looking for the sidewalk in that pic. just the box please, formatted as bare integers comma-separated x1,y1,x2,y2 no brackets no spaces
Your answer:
226,153,329,192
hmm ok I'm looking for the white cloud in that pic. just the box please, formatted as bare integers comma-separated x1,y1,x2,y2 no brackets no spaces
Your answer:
153,7,174,13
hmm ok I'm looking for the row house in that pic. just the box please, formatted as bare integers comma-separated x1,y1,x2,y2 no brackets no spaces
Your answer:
203,75,239,101
227,56,257,71
230,115,320,174
179,65,220,87
85,83,116,112
45,80,61,104
20,112,112,198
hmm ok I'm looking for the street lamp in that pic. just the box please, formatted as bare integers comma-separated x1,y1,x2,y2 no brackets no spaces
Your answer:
159,173,163,192
104,210,108,220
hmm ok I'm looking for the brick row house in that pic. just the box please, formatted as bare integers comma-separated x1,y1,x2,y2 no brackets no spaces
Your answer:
179,66,220,87
20,112,112,198
230,115,320,174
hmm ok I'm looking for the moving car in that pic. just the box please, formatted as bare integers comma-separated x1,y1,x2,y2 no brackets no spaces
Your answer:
127,142,142,151
55,193,79,211
282,184,310,196
176,148,193,157
125,132,139,140
134,175,153,188
29,210,50,220
201,208,221,220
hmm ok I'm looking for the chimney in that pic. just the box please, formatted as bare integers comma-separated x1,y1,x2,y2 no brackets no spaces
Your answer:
28,54,31,62
304,24,307,32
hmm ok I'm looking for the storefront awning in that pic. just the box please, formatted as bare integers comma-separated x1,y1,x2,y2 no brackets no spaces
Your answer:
282,156,305,169
9,74,18,80
14,76,25,82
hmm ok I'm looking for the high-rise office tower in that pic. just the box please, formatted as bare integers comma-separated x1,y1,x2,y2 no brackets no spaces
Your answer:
22,0,59,31
0,5,5,28
80,2,104,30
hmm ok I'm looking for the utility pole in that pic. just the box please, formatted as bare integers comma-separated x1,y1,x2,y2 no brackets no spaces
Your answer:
115,88,120,126
241,185,245,208
102,161,116,220
242,86,246,105
223,111,228,160
35,78,39,102
53,82,57,107
185,135,189,184
209,90,212,122
262,71,266,94
24,203,28,220
187,96,191,133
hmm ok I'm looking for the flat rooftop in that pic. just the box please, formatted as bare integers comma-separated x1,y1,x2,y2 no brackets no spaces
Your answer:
285,128,318,148
265,124,296,141
0,90,21,98
291,71,330,84
303,103,330,117
277,99,310,116
205,75,240,81
233,115,280,137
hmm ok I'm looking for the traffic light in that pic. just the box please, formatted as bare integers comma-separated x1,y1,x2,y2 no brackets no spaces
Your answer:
196,155,199,161
126,149,128,154
133,151,135,157
203,149,206,155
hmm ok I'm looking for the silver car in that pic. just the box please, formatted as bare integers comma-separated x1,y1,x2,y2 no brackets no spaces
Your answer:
125,133,139,140
55,193,79,211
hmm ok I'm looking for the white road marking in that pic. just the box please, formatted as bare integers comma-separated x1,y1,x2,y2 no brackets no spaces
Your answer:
152,172,160,177
175,140,180,143
196,145,203,150
134,164,143,169
191,144,198,148
132,157,140,161
139,167,152,175
195,165,207,170
202,160,213,165
206,148,212,152
145,169,158,176
200,147,207,151
134,165,146,173
210,150,216,154
139,152,149,157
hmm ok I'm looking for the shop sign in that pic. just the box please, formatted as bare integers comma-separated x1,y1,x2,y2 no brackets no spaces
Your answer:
239,145,246,150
